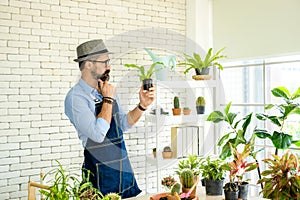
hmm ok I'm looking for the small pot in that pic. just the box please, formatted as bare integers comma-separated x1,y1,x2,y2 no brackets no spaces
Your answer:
172,108,181,115
142,78,153,91
153,151,156,158
224,190,239,200
196,106,205,114
183,109,191,115
238,182,249,200
162,151,172,159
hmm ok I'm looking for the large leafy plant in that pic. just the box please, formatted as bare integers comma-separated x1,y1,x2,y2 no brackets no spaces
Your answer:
178,47,226,75
207,101,254,160
257,151,300,199
124,62,164,81
254,86,300,153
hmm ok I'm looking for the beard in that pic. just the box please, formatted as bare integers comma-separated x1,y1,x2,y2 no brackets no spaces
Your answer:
91,66,110,82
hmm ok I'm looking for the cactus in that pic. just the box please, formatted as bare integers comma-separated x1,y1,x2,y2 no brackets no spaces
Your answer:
180,169,194,188
170,182,181,195
173,96,180,108
196,96,206,106
163,146,172,152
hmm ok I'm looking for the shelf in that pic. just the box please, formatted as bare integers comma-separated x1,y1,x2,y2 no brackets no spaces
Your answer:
156,80,217,89
146,156,179,172
145,114,208,126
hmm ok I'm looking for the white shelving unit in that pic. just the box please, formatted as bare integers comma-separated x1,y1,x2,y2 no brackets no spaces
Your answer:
144,77,220,193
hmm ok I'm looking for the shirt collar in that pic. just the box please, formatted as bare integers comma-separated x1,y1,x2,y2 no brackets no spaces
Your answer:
78,78,101,99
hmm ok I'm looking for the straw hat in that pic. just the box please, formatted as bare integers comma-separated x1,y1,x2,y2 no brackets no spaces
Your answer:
74,39,111,62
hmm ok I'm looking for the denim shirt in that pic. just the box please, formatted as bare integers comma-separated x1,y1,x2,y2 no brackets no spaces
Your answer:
64,78,131,147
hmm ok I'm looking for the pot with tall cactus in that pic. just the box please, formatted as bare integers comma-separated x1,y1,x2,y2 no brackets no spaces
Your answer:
196,96,205,114
172,96,181,115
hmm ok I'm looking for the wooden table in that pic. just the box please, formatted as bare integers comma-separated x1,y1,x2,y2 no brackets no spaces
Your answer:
127,186,267,200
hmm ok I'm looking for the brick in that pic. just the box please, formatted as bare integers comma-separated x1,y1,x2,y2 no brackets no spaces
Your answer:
20,141,40,149
20,155,40,163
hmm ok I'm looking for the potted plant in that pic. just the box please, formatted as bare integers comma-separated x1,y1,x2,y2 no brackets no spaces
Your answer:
253,86,300,155
172,96,181,115
178,47,226,80
153,148,157,158
196,96,205,114
199,156,225,196
161,175,177,191
124,62,164,90
175,155,201,196
222,142,258,200
183,107,191,115
162,146,173,159
257,151,300,200
223,182,239,200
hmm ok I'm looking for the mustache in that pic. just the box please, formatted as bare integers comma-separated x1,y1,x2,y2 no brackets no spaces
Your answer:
99,70,110,81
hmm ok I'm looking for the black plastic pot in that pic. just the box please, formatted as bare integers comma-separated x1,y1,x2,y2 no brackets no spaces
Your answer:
195,68,210,75
224,190,239,200
196,106,205,114
142,79,153,91
205,179,224,196
238,182,249,200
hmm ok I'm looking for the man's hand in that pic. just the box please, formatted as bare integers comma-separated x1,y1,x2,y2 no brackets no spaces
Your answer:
139,85,155,109
97,79,115,98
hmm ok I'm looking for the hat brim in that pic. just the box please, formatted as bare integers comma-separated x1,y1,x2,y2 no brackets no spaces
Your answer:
74,52,113,62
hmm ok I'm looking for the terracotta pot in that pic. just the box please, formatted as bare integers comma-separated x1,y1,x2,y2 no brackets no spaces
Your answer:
162,151,172,159
150,192,198,200
183,109,191,115
172,108,181,115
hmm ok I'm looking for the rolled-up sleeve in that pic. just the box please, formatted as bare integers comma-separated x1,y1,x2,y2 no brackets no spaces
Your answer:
65,90,109,146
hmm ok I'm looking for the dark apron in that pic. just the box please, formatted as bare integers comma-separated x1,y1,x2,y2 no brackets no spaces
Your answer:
83,100,141,198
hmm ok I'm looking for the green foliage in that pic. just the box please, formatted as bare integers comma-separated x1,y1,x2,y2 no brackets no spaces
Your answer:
40,160,80,200
178,47,226,75
124,62,164,81
180,169,194,188
170,182,181,195
254,86,300,151
173,96,180,108
257,151,300,199
196,96,205,106
101,193,121,200
175,155,201,176
199,156,225,181
207,102,255,160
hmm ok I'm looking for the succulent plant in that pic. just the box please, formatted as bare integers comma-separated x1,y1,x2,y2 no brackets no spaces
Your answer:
163,146,172,152
196,96,205,106
170,182,181,195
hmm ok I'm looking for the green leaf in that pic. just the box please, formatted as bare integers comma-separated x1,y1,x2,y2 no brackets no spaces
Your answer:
219,142,232,160
265,104,274,110
217,133,231,146
271,131,293,149
253,128,271,139
241,113,252,133
268,116,282,127
226,112,237,125
206,111,224,123
256,113,268,121
234,129,247,146
292,140,300,147
271,87,290,99
224,102,231,115
291,87,300,100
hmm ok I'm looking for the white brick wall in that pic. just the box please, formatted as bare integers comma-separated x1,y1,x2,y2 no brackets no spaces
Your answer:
0,0,186,199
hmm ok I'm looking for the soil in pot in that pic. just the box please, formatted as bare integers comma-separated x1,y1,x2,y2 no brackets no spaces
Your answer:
143,79,153,90
205,179,224,196
238,182,249,200
224,190,239,200
196,106,205,114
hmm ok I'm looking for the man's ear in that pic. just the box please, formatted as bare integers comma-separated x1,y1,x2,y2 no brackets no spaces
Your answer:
85,60,93,70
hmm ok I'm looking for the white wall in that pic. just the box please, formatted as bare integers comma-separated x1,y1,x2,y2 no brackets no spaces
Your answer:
0,0,187,199
213,0,300,59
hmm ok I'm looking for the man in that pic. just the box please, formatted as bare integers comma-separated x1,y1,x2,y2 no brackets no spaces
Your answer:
65,39,155,198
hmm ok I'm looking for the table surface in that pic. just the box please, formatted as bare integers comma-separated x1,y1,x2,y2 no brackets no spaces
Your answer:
126,186,267,200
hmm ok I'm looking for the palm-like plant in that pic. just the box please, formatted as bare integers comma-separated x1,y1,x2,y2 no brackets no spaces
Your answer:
257,151,300,199
124,62,164,82
178,47,226,75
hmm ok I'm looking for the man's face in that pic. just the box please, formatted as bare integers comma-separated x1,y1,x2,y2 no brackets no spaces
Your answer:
89,54,111,81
